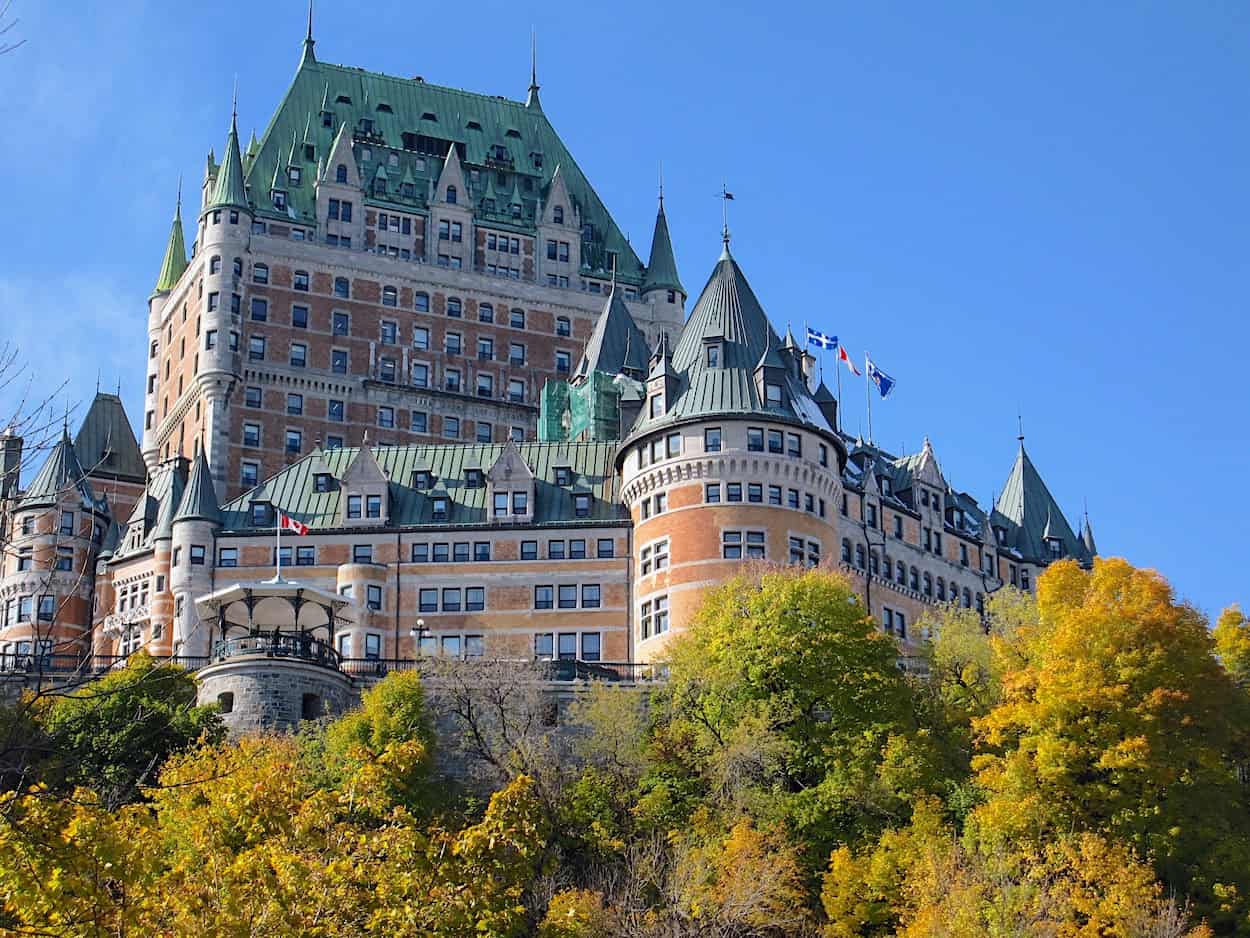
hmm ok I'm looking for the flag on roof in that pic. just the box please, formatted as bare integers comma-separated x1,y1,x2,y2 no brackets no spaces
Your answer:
866,357,896,399
806,327,837,350
838,345,861,376
279,511,309,536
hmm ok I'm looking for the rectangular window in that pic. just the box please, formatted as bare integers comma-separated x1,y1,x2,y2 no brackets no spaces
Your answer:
727,483,742,502
786,432,802,457
569,539,587,560
353,545,373,564
558,585,577,609
292,305,309,329
218,547,238,567
332,349,348,374
473,542,490,561
534,585,554,610
190,545,206,565
296,546,315,566
747,427,764,452
548,540,566,560
367,585,383,611
705,483,721,503
704,427,722,452
432,543,449,562
767,429,784,454
419,589,438,613
289,343,307,368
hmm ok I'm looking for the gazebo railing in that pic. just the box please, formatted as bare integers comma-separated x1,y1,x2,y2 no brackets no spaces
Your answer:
211,633,341,669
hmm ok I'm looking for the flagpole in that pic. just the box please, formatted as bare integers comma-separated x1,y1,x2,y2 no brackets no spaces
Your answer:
835,345,842,429
275,509,282,580
865,353,874,447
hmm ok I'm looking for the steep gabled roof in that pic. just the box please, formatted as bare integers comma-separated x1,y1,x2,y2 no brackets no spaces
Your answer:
642,197,683,297
74,393,146,485
995,442,1088,564
574,287,650,381
624,239,834,440
242,54,643,280
219,442,624,531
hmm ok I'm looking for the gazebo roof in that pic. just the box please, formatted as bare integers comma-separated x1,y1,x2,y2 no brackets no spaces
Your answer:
196,577,353,631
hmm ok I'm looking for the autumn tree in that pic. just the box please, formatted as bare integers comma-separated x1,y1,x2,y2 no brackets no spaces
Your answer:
971,558,1250,933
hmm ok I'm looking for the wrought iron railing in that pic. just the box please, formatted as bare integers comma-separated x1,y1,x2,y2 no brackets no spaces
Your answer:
0,653,210,678
337,657,666,683
211,634,340,669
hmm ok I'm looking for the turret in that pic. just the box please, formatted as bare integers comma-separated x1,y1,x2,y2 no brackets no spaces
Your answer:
144,186,187,472
617,234,846,659
170,447,221,657
0,426,21,501
640,189,685,344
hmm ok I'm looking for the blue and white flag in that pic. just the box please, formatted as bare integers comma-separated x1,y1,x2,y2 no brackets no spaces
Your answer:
806,327,838,351
866,357,896,399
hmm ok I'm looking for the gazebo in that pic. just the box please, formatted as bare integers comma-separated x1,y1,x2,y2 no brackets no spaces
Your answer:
195,577,353,669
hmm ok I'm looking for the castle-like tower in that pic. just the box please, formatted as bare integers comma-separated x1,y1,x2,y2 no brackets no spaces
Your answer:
0,24,1103,720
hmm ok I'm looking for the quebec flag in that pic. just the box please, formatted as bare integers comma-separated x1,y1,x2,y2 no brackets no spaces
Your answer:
866,357,896,399
806,327,838,351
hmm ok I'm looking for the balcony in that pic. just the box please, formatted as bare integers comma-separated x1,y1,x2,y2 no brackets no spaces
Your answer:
211,633,340,669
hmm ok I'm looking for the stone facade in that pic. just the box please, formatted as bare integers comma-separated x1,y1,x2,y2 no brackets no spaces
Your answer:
197,655,353,735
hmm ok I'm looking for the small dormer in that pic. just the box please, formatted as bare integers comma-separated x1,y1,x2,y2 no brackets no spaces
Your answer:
487,441,535,523
339,445,388,527
754,334,787,409
645,333,679,419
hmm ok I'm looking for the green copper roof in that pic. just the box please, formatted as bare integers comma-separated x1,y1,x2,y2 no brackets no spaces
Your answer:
173,447,222,525
74,392,146,484
153,193,188,294
625,239,835,441
574,287,650,381
207,112,249,213
1081,514,1097,556
152,459,186,541
995,442,1089,565
642,199,683,296
220,442,625,531
21,428,93,507
242,54,643,280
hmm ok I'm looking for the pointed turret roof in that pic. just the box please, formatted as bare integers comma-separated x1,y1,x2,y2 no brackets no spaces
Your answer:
153,188,188,294
624,238,836,443
641,197,684,297
1081,513,1098,557
300,0,316,66
648,331,676,381
574,287,650,381
22,427,94,507
74,392,145,484
994,441,1087,564
174,447,222,525
207,107,250,213
525,31,542,111
152,459,187,541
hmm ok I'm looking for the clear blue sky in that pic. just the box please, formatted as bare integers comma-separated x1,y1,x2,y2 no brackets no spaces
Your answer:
1,1,1246,618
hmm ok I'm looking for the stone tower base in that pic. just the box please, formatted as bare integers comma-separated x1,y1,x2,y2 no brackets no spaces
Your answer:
197,656,353,735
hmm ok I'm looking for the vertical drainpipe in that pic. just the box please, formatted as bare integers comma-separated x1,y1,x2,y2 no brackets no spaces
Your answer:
624,521,633,663
393,528,401,661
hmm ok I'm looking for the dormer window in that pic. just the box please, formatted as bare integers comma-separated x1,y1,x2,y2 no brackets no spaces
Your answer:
465,469,484,489
358,118,374,134
335,94,352,104
421,111,437,122
377,102,393,113
288,167,302,186
431,497,449,521
251,502,272,527
321,110,333,128
553,205,564,224
765,383,783,407
413,470,434,490
554,466,573,487
648,395,663,419
336,164,348,183
880,477,892,497
1046,538,1063,560
705,342,722,368
994,526,1005,545
446,185,457,205
313,473,334,493
505,128,521,138
466,120,482,131
272,190,287,210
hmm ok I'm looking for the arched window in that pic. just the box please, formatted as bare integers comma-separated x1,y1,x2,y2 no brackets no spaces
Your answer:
209,255,221,274
841,539,851,563
553,205,564,224
976,593,984,614
556,316,570,337
478,302,494,323
334,277,350,298
336,163,348,183
962,588,972,609
382,286,398,307
854,545,865,569
936,578,945,601
446,185,457,205
922,573,932,597
869,552,879,575
414,292,429,312
896,561,906,584
910,567,919,591
447,297,462,318
216,692,234,713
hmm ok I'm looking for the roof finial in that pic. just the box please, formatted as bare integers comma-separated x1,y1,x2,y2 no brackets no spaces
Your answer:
307,0,314,41
719,182,734,256
95,370,100,395
526,28,542,109
1016,409,1024,444
301,1,316,63
658,160,664,209
175,174,182,216
231,76,238,122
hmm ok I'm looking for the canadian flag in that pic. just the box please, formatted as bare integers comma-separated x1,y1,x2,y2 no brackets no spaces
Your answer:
278,512,309,536
838,345,862,376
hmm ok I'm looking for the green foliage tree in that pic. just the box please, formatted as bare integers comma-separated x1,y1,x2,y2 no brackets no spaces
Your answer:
35,651,222,806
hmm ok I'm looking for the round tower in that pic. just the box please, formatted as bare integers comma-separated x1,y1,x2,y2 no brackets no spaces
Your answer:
169,447,222,659
617,238,846,660
144,187,190,473
639,191,686,348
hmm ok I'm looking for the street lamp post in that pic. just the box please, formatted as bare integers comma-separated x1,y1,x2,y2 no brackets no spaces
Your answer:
408,618,427,666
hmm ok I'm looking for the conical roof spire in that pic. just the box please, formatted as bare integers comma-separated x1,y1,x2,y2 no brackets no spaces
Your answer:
525,29,542,110
174,445,222,525
574,285,650,381
21,426,92,506
154,182,188,294
1081,508,1098,557
206,97,250,213
301,0,316,65
642,187,684,298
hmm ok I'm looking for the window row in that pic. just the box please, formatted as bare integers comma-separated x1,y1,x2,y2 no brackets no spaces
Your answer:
417,587,487,613
533,584,602,610
534,631,601,662
705,482,827,518
1,595,56,625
